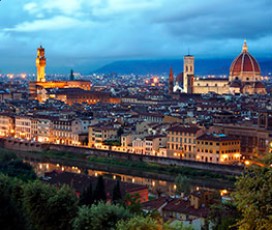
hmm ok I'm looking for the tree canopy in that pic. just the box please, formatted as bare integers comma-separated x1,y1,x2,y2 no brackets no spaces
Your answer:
233,154,272,229
73,203,132,230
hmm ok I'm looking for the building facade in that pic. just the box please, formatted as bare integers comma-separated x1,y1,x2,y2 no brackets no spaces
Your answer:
196,134,241,164
176,41,266,95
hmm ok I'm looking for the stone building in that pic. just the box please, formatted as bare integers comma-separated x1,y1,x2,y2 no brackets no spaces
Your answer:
175,41,266,95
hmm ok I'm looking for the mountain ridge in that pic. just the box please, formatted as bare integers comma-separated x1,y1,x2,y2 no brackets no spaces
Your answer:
93,58,272,76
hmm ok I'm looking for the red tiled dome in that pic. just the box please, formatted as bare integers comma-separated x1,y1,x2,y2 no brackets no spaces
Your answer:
230,41,261,77
255,81,265,88
229,81,241,88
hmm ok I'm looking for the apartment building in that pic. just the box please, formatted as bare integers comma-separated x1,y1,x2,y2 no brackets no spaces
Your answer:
88,124,118,148
144,135,167,156
15,116,37,140
52,118,90,145
196,134,240,164
167,125,204,160
0,113,15,137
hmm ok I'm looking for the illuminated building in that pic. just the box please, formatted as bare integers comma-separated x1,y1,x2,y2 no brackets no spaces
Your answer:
29,46,119,105
0,114,15,137
30,46,91,102
52,117,90,145
37,117,52,143
88,124,118,148
167,124,205,160
176,41,266,95
213,111,272,159
36,46,46,82
15,116,37,140
196,134,241,164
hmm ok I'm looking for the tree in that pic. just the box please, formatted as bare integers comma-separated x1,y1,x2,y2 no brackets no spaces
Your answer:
46,185,78,230
112,180,122,204
93,176,107,202
208,202,240,230
124,193,142,214
117,127,124,138
174,174,191,196
0,174,27,230
116,215,160,230
233,153,272,229
79,181,93,206
23,181,78,230
73,202,132,230
0,151,36,181
23,181,56,230
116,215,194,230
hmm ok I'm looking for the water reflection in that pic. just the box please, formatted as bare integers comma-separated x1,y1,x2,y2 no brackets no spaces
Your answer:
27,161,231,197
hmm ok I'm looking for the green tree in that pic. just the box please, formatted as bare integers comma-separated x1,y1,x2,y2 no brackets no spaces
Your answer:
73,202,132,230
117,127,124,138
116,215,160,230
124,193,142,214
23,181,78,230
112,180,122,204
174,174,191,196
93,176,107,202
47,185,78,230
23,181,56,230
116,215,193,230
208,202,239,230
79,181,93,206
0,174,27,230
233,153,272,229
0,150,36,181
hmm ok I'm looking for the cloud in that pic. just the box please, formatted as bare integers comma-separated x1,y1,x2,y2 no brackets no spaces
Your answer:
4,16,91,32
0,0,271,73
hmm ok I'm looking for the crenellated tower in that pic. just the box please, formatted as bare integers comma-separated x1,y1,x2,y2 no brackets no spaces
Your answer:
36,46,46,82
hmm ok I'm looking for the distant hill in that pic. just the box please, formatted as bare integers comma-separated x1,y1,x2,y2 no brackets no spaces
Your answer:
93,58,272,76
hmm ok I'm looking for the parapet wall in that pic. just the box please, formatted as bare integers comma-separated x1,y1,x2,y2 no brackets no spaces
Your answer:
0,138,243,175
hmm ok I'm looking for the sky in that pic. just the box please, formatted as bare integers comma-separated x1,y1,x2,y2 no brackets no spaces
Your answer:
0,0,271,73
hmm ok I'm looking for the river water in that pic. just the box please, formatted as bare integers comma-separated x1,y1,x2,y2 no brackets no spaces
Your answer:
27,160,232,197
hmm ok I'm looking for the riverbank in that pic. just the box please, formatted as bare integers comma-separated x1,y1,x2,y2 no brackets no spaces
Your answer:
0,147,237,189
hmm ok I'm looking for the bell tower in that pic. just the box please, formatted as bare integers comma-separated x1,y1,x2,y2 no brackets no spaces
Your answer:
169,67,174,94
183,55,194,93
36,46,46,82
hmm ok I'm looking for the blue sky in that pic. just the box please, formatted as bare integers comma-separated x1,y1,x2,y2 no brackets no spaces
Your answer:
0,0,271,73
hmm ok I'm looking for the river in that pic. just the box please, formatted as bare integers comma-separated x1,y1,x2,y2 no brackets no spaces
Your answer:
26,160,232,197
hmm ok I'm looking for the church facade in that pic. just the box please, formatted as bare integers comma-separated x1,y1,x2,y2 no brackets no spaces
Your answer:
171,41,266,95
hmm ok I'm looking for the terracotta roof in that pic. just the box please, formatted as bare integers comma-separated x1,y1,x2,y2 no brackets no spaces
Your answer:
167,124,201,134
255,82,265,88
142,197,169,211
162,198,209,218
230,42,261,77
197,134,239,142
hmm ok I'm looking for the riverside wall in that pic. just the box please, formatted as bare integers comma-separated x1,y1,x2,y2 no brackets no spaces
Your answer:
0,138,243,175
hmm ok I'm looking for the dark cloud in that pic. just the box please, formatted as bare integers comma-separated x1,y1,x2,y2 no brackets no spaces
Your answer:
0,0,271,73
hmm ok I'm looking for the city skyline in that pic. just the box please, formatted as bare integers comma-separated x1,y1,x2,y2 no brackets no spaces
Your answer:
0,0,271,73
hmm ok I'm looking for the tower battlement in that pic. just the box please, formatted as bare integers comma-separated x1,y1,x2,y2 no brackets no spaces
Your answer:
36,46,46,82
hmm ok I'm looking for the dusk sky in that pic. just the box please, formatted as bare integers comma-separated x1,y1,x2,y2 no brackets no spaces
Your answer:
0,0,271,73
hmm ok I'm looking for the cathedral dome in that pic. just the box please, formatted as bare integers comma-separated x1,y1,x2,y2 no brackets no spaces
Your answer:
255,81,265,88
229,41,261,82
